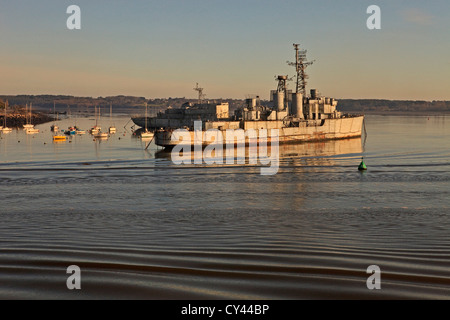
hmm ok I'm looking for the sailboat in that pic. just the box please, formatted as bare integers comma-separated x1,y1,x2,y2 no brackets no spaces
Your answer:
90,106,102,134
64,105,77,135
1,100,12,133
140,102,153,139
92,106,108,139
94,131,109,139
51,101,60,132
26,127,40,134
109,103,116,134
25,103,40,134
23,103,34,129
50,102,66,141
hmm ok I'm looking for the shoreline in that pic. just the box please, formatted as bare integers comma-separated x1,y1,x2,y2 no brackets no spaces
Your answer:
0,107,53,128
345,110,450,116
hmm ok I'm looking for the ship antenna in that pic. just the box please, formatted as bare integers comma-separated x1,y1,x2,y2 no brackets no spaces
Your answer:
193,83,206,104
287,43,314,95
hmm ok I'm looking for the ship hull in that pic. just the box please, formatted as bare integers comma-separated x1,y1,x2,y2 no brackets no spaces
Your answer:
155,116,364,148
131,117,150,129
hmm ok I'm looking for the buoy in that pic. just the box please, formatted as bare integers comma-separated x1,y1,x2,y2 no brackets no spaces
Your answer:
358,157,367,171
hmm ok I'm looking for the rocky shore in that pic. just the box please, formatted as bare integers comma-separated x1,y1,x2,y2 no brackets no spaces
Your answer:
0,107,53,128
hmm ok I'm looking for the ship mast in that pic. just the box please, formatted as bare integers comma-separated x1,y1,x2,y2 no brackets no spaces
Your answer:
287,43,314,95
193,83,205,104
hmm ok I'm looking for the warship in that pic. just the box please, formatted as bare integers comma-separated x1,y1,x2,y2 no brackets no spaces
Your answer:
132,44,364,148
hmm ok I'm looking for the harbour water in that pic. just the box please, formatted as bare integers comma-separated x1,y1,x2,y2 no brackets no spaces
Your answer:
0,115,449,299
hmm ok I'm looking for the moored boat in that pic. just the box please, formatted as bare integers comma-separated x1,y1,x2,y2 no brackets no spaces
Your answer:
25,128,40,134
140,131,154,139
53,135,67,142
90,126,101,134
90,106,102,134
1,100,12,133
93,132,109,139
65,126,77,135
51,102,59,132
23,103,35,129
136,102,154,139
108,103,116,134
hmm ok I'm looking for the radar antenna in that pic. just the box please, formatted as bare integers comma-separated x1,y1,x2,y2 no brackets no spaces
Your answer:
274,75,291,110
193,83,206,104
287,43,314,95
275,75,288,93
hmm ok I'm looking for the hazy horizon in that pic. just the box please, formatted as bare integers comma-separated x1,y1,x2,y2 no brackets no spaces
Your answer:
1,93,449,103
1,0,449,100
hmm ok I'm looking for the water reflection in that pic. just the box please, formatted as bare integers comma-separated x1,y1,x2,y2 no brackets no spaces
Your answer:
154,138,363,165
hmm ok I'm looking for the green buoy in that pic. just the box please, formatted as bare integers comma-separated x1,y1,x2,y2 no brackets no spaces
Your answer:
358,157,367,171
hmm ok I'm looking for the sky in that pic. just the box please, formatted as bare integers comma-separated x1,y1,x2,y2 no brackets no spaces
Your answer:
0,0,449,100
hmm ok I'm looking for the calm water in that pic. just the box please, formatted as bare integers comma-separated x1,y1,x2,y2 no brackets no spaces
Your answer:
0,115,449,299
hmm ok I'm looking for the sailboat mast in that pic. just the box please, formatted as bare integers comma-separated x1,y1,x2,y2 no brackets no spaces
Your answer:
110,103,112,125
4,100,7,127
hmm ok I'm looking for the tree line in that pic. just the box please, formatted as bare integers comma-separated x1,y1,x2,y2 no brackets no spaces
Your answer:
1,96,449,114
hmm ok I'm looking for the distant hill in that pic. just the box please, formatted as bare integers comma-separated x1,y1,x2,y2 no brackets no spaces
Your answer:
0,95,246,115
338,99,450,114
1,95,450,115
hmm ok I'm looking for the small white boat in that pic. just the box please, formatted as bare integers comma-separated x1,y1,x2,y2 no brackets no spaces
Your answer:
139,102,154,139
90,106,102,135
23,103,34,129
90,127,100,134
2,101,12,133
76,130,86,135
108,103,116,134
140,131,154,139
26,128,40,134
51,102,59,132
94,132,109,139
